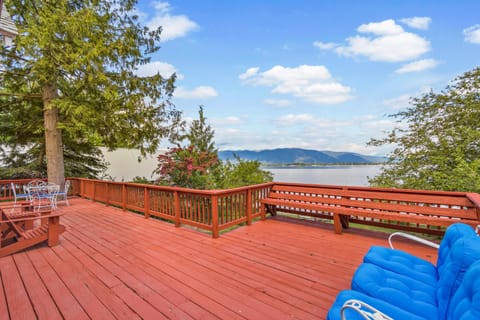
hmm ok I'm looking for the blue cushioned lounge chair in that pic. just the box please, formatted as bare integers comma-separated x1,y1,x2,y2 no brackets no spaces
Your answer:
351,236,480,319
327,259,480,320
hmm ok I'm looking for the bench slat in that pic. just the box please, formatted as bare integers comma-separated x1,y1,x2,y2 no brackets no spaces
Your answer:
272,185,474,207
262,198,477,227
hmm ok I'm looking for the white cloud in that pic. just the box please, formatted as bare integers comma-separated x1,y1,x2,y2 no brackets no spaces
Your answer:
276,114,351,128
463,25,480,44
146,2,198,42
278,114,315,125
399,17,432,30
135,61,184,79
313,41,338,50
395,58,439,74
211,116,243,126
357,19,404,35
174,86,218,99
318,19,430,62
240,65,352,104
239,67,259,80
264,99,292,107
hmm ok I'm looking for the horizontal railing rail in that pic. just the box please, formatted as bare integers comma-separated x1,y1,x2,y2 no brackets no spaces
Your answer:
2,178,479,237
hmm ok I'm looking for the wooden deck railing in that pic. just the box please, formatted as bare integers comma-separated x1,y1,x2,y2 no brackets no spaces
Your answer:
2,178,479,237
71,178,273,238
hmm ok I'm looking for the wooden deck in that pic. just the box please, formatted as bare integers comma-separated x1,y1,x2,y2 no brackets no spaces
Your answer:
0,198,438,319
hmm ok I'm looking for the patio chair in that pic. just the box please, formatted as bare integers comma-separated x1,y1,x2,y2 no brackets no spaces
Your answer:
10,182,30,205
55,180,70,207
362,223,478,286
27,179,47,188
327,259,480,320
0,208,65,257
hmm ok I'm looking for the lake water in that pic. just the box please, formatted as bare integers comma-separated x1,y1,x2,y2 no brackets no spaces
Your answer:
266,165,383,187
102,148,383,186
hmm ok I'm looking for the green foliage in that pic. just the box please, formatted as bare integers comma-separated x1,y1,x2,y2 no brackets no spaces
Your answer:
155,146,219,189
131,176,154,184
368,67,480,192
185,106,217,155
0,1,181,182
0,98,108,179
216,156,273,189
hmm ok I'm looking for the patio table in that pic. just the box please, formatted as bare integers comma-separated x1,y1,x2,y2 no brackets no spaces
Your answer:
28,184,59,211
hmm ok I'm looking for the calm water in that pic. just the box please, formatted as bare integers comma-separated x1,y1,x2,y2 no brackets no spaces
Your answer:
266,165,383,187
102,148,383,186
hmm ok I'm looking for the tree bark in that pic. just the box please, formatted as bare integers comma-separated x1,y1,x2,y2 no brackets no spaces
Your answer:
43,84,65,186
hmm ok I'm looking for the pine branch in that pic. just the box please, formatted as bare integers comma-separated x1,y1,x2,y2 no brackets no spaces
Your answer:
0,92,42,98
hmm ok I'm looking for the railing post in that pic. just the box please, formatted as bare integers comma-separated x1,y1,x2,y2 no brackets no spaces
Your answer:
144,186,150,218
80,179,84,198
122,183,126,211
92,181,96,202
105,182,110,207
212,194,219,238
174,191,181,227
246,189,252,225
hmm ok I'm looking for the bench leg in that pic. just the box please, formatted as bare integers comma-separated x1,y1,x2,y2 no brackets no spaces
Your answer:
270,205,277,217
333,214,343,234
260,204,266,220
340,215,350,229
47,216,64,246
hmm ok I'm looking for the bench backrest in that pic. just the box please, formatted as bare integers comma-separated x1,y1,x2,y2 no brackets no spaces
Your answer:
446,259,480,319
437,236,480,319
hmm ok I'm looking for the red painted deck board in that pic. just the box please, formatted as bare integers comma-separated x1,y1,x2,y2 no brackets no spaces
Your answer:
0,198,438,319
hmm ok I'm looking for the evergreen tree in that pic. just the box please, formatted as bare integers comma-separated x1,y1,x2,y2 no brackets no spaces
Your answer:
0,1,181,185
155,106,219,189
186,105,217,155
368,67,480,192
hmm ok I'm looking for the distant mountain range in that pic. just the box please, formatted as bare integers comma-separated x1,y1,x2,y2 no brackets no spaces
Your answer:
218,148,386,165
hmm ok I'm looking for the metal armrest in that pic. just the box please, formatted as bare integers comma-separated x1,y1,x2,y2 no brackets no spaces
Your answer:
388,232,440,250
341,299,393,320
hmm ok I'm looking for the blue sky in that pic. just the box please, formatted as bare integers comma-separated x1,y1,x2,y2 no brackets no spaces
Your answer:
135,0,480,155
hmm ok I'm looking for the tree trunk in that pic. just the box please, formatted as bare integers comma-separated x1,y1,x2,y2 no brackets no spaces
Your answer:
43,84,65,186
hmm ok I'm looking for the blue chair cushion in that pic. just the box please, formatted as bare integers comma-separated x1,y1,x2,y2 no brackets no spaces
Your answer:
363,223,476,287
436,237,480,318
351,262,438,319
364,245,438,286
446,260,480,320
326,290,428,320
16,193,30,198
436,224,478,268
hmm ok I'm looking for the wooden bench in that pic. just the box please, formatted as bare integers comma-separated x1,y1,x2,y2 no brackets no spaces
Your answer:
0,207,66,257
260,183,480,234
